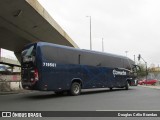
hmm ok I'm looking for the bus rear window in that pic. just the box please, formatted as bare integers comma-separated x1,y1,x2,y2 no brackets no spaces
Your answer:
22,45,36,63
22,45,35,57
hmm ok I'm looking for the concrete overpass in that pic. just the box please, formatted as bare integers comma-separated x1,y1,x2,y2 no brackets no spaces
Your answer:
0,0,78,61
0,57,20,67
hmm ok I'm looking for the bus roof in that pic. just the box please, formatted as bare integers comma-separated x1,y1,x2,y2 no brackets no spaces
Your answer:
25,42,134,69
37,42,128,60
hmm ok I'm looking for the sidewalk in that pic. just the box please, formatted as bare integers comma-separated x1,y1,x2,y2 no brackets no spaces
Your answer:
0,89,32,95
138,85,160,89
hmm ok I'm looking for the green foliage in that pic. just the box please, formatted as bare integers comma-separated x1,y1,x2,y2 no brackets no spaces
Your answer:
137,63,147,78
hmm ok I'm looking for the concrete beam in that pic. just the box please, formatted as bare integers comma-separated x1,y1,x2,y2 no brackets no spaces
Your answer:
26,0,78,48
0,0,78,54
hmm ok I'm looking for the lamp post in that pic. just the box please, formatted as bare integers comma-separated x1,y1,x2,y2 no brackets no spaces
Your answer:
86,16,92,50
102,38,104,52
134,55,136,63
125,51,128,57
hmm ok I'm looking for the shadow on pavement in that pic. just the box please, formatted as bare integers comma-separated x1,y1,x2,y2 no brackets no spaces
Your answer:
81,88,133,95
23,88,134,100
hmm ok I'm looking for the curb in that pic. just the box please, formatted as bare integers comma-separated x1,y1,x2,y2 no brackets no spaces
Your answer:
139,85,160,89
0,89,32,95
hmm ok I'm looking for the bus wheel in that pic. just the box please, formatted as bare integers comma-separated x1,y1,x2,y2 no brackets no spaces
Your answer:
70,82,81,96
125,81,129,90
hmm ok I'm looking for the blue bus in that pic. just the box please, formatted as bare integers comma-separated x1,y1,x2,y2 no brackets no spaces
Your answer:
21,42,138,95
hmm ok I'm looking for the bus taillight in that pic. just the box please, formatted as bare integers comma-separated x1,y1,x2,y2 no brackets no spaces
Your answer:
34,68,39,81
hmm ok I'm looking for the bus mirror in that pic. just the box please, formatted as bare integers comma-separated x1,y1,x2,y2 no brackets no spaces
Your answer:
132,65,141,72
136,65,141,71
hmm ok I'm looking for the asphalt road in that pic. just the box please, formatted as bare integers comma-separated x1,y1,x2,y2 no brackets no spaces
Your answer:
0,86,160,111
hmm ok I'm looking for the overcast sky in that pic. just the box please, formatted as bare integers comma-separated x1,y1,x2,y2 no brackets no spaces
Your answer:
37,0,160,66
1,0,160,67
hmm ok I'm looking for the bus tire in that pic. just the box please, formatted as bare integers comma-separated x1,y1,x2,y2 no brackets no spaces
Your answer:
125,81,129,90
70,82,81,96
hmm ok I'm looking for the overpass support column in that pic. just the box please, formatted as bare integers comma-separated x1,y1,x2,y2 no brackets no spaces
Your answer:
0,48,1,60
14,52,21,63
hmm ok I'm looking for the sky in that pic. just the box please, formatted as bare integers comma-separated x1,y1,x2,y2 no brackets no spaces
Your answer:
37,0,160,66
1,0,160,67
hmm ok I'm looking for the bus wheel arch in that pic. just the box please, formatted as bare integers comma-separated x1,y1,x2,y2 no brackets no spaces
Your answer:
70,79,82,96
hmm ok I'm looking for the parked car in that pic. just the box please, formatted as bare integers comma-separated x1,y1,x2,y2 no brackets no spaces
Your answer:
138,79,158,85
138,80,145,85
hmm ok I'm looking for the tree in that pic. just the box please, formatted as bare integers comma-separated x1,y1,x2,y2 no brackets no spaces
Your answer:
137,63,147,78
